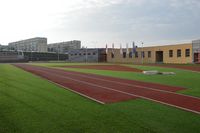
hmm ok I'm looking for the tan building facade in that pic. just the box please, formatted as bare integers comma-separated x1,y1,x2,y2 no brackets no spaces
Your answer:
107,43,198,64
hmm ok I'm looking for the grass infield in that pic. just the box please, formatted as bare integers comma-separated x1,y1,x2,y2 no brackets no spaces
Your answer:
0,63,200,133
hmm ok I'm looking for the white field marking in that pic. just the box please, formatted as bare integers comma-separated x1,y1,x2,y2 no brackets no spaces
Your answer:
14,65,105,104
47,80,105,105
176,69,200,74
163,66,200,74
52,68,200,100
135,64,200,74
23,66,200,115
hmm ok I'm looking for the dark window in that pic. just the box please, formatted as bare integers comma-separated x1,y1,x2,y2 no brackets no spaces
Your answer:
123,52,126,58
79,53,82,55
93,52,96,55
185,49,190,57
148,51,151,58
111,53,114,58
88,53,91,55
141,51,145,58
135,52,138,58
177,49,181,57
74,53,77,56
169,50,173,57
83,53,86,55
129,52,132,58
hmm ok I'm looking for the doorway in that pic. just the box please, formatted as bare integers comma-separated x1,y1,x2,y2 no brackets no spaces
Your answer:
156,51,163,63
194,53,200,63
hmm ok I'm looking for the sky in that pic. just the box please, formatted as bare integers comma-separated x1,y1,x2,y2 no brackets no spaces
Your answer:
0,0,200,48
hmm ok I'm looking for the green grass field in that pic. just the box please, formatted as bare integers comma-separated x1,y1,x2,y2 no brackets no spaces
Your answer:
1,63,200,133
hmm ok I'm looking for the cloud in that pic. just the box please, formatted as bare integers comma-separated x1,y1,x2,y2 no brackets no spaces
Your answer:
0,0,200,47
169,0,200,8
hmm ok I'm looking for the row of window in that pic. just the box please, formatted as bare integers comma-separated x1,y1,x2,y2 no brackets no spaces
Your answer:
112,51,152,58
70,52,96,56
169,49,190,57
111,49,190,58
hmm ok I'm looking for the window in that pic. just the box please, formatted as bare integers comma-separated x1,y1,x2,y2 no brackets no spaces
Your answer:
74,53,77,56
70,54,73,56
177,49,181,57
83,53,86,55
129,52,132,58
123,52,126,58
135,52,138,58
148,51,151,58
93,52,96,55
111,53,114,58
88,53,91,55
169,50,173,57
185,49,190,57
79,53,82,56
141,51,145,58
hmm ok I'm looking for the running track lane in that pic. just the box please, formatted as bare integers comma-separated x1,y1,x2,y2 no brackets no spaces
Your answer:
14,64,200,114
62,65,143,72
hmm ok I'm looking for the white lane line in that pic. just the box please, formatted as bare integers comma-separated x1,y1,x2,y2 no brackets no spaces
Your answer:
140,65,200,74
52,67,200,100
21,66,200,114
13,65,105,104
48,80,106,105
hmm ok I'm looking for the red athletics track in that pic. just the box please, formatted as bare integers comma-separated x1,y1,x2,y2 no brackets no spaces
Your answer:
14,64,200,114
62,65,143,72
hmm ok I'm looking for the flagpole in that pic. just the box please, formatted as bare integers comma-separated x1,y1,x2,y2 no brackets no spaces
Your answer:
112,43,114,63
126,43,129,55
105,44,108,54
141,42,144,64
105,44,108,63
132,41,135,57
85,46,87,63
132,41,135,63
120,43,122,63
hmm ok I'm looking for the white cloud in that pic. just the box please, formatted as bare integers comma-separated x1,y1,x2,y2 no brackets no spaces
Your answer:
170,0,200,8
0,0,199,47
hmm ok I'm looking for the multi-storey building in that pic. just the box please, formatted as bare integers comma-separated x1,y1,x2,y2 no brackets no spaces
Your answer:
8,37,47,52
48,40,81,53
0,44,8,51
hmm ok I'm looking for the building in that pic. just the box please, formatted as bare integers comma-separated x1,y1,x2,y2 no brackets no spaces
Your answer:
48,40,81,53
0,51,25,63
0,45,8,51
192,40,200,63
8,37,48,52
67,48,106,62
107,40,200,64
23,52,68,61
